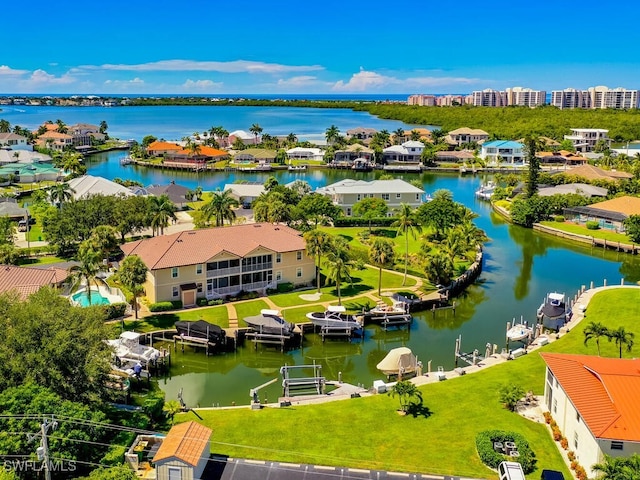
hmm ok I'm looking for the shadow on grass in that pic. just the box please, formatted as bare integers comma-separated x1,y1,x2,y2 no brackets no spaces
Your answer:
125,314,180,331
344,299,375,311
371,228,397,239
407,400,433,419
333,284,372,297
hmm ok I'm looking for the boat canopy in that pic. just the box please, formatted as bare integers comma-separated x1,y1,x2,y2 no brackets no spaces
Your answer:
261,309,280,316
120,331,141,341
376,347,418,375
327,305,346,313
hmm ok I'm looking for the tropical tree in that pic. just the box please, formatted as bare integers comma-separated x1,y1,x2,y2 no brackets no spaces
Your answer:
249,123,263,145
392,204,422,285
48,182,76,208
524,134,543,198
99,120,108,134
352,197,388,233
389,380,422,413
583,321,610,356
185,138,201,158
608,326,635,358
304,229,332,292
296,192,342,228
58,151,86,176
393,128,405,145
325,125,340,145
118,255,148,319
162,400,183,425
56,119,68,133
69,241,102,306
369,237,396,295
200,189,239,227
0,119,10,133
499,383,525,412
423,252,454,286
410,130,421,141
324,237,352,305
149,194,177,236
592,454,640,480
286,132,297,146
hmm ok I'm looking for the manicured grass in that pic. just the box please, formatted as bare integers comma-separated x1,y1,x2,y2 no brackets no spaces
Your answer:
117,305,229,335
280,305,319,323
539,221,632,243
26,225,44,242
319,226,424,256
176,288,640,477
234,299,270,327
17,255,66,266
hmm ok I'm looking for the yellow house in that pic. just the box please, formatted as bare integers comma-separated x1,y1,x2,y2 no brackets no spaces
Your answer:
120,223,315,306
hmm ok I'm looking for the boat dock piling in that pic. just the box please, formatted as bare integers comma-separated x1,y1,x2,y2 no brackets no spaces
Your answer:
281,364,326,397
173,334,218,355
245,331,293,352
318,325,362,342
454,335,494,367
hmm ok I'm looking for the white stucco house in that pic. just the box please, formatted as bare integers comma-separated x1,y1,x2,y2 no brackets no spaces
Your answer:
382,141,424,163
480,140,525,164
286,146,324,161
541,353,640,477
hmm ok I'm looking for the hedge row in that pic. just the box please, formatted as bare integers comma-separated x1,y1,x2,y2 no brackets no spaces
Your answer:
87,302,127,320
475,430,536,473
334,217,397,227
149,300,183,312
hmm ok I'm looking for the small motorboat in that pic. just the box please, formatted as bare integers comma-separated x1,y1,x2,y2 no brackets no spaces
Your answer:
244,309,295,336
175,319,225,344
506,322,533,342
106,331,161,367
368,300,411,320
306,305,362,330
376,347,419,377
537,292,572,331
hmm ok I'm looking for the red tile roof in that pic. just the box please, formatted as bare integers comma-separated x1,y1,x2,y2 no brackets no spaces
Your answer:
146,141,182,152
0,265,69,299
153,421,211,467
541,353,640,441
175,145,228,157
121,223,306,270
588,196,640,216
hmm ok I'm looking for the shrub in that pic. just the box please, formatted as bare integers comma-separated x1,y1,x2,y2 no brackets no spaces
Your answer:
570,460,578,470
149,301,182,312
552,425,562,441
560,437,568,450
208,299,224,306
197,298,208,307
103,302,127,319
575,465,587,480
334,217,396,227
475,430,536,474
498,383,525,411
554,215,565,222
567,451,576,461
142,393,165,422
276,282,294,293
586,220,600,230
543,411,552,424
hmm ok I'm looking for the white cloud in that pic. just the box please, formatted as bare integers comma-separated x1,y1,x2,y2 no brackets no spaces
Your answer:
333,68,481,92
104,77,145,85
79,59,324,74
26,69,75,85
182,79,223,90
0,65,28,76
276,76,322,87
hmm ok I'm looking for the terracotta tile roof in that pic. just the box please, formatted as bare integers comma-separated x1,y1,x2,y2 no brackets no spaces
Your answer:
153,421,211,467
588,196,640,216
541,353,640,441
0,265,69,299
175,145,228,157
146,141,182,152
564,165,633,181
38,131,72,140
121,223,306,270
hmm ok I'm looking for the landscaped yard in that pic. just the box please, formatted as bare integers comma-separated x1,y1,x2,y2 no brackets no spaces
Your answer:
117,304,229,336
175,287,640,478
539,220,632,243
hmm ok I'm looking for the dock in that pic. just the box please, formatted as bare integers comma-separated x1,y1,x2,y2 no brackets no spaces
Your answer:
245,331,299,352
281,364,326,398
366,312,413,330
454,335,493,367
173,334,219,355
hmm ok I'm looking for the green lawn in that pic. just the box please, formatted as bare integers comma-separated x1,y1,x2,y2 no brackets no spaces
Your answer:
539,221,632,243
175,288,640,478
17,255,66,266
319,226,424,256
25,224,44,242
234,299,270,327
116,305,229,336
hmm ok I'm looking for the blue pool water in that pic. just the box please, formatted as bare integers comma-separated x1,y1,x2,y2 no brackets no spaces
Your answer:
72,290,111,307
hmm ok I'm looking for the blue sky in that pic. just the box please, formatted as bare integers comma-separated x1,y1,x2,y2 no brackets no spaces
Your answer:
1,0,639,95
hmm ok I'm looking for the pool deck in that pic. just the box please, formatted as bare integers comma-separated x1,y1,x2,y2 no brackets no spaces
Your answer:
69,285,124,306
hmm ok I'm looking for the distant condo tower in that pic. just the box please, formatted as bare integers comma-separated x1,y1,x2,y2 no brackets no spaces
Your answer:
552,86,640,109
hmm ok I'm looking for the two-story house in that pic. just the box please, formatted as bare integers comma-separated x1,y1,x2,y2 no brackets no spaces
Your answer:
120,223,315,305
316,179,425,216
445,128,489,147
564,128,610,153
480,140,525,164
0,132,30,151
383,141,425,163
541,353,640,478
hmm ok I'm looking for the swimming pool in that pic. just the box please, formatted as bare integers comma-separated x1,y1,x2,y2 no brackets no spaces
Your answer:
71,289,111,307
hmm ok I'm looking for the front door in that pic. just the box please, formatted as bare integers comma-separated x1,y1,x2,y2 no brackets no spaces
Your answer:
182,290,196,307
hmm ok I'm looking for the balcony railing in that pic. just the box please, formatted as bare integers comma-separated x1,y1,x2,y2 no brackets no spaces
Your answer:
206,266,241,278
207,280,273,298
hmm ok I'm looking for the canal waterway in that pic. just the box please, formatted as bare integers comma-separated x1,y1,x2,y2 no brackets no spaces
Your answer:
87,151,640,407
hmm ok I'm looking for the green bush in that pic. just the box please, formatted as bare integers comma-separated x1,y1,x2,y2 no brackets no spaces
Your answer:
103,302,127,319
475,430,536,473
149,300,182,312
554,215,565,222
208,299,224,306
586,220,600,230
334,217,396,227
197,298,208,307
142,393,165,422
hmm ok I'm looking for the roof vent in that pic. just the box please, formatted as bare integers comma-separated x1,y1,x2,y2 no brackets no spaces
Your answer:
254,224,261,227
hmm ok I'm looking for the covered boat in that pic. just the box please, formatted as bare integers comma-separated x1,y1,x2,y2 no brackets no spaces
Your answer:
376,347,419,377
175,319,225,344
306,305,362,330
107,331,161,367
244,309,295,336
537,292,572,331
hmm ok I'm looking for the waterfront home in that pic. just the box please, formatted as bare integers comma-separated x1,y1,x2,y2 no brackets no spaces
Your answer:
435,150,476,163
316,179,424,216
120,223,315,305
35,131,73,151
332,144,374,164
67,175,135,199
165,145,229,165
67,123,106,150
228,129,259,147
541,353,640,477
0,150,51,165
346,127,377,141
537,183,607,198
126,421,212,479
393,129,432,144
0,264,69,299
563,195,640,232
234,148,277,164
479,140,525,164
537,150,588,166
146,141,182,157
0,132,30,151
444,127,489,147
562,164,632,183
223,182,265,207
0,162,62,183
286,146,324,161
564,128,610,153
383,141,425,163
147,182,193,209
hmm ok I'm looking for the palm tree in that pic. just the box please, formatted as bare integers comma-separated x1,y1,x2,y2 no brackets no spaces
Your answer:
389,380,422,413
69,242,102,306
118,255,148,319
325,125,340,145
410,130,421,141
608,326,635,358
369,238,396,296
592,454,638,480
48,183,75,209
149,194,177,236
392,204,422,286
393,128,405,145
423,252,454,286
249,123,263,145
583,321,609,356
304,230,331,293
0,119,10,133
286,133,297,146
324,237,352,305
185,138,201,158
163,400,183,425
55,119,68,134
200,189,239,227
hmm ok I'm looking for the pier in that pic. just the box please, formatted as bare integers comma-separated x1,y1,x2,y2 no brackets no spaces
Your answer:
454,335,493,368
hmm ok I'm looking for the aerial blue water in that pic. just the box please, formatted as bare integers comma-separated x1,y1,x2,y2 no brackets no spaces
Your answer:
72,289,111,307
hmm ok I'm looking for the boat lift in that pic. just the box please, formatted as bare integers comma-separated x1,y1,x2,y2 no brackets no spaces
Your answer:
280,364,325,398
454,335,493,367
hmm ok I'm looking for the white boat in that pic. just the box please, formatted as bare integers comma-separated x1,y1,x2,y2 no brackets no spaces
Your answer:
244,309,295,336
376,347,419,377
305,305,362,330
475,181,496,200
506,323,533,342
288,164,307,171
107,331,161,367
537,292,572,331
368,300,411,321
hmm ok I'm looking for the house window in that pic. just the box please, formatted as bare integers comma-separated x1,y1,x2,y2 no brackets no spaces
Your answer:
276,271,282,281
382,193,390,201
396,193,401,199
171,267,178,278
576,411,581,422
172,286,179,298
553,398,557,414
197,283,203,293
276,253,281,263
297,251,303,261
196,264,203,275
357,194,361,201
415,193,420,201
346,207,352,216
296,267,302,278
573,432,578,449
207,279,213,292
611,441,624,450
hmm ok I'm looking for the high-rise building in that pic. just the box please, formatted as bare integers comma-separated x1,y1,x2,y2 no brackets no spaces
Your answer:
588,86,639,109
407,94,437,106
551,88,590,109
505,87,546,107
471,89,508,107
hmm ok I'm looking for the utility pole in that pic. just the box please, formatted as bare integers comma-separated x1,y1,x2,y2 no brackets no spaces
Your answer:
34,417,57,480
